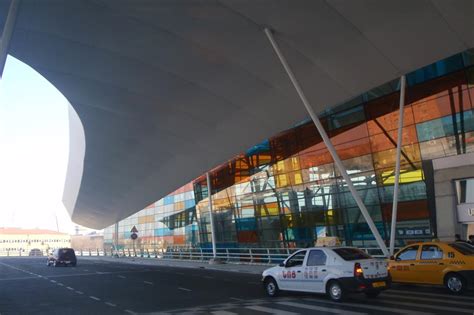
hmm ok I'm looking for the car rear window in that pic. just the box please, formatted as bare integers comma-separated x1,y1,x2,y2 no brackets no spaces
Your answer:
59,249,75,257
449,243,474,255
333,248,371,261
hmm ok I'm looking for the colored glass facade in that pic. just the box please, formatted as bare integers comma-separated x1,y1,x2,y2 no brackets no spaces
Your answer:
104,50,474,250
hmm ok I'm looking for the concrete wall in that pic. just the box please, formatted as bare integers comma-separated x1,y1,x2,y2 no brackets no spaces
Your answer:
433,153,474,241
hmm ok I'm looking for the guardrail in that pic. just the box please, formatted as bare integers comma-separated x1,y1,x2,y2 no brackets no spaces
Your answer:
0,247,397,264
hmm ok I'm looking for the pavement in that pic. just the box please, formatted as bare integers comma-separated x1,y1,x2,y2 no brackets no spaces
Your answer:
80,255,269,274
0,256,472,315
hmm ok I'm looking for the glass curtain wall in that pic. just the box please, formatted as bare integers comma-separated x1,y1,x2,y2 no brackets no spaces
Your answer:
104,50,474,251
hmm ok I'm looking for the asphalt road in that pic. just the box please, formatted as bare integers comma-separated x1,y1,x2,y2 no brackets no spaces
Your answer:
0,257,473,315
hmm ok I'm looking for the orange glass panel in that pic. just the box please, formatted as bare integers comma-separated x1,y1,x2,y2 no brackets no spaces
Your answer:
381,200,429,221
237,231,258,243
173,235,185,245
372,144,421,170
331,124,369,145
174,201,185,211
335,136,372,160
138,215,154,224
367,107,415,135
411,86,471,123
370,125,418,152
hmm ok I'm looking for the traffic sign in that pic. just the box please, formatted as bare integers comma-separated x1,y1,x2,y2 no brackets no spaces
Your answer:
131,233,138,240
131,226,138,233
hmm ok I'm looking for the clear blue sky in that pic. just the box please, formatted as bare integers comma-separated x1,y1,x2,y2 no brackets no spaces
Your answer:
0,55,78,233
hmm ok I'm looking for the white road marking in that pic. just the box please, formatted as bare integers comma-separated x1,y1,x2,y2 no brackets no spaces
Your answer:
381,293,474,307
66,287,74,290
303,298,432,315
204,276,215,279
105,302,116,307
374,298,474,314
278,301,366,315
57,283,64,286
124,309,137,315
245,305,298,315
229,297,244,301
178,287,192,292
388,289,474,301
118,275,126,279
144,281,153,285
89,296,101,301
50,280,56,283
75,291,83,295
211,311,238,315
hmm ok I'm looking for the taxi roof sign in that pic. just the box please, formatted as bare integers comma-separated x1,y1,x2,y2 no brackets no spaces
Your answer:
130,226,138,233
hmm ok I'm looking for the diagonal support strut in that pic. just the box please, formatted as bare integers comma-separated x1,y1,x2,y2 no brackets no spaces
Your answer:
264,28,389,256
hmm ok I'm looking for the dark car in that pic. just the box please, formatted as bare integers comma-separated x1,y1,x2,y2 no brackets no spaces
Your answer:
47,248,77,267
29,248,43,256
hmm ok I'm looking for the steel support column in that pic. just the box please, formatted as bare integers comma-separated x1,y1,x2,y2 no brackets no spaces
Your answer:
264,28,389,256
389,75,406,255
0,0,20,79
206,172,217,258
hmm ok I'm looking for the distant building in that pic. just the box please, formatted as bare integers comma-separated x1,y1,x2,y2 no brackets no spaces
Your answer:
71,234,104,251
0,228,70,256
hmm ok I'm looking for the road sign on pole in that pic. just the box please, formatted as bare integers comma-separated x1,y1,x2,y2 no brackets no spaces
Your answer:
131,226,138,233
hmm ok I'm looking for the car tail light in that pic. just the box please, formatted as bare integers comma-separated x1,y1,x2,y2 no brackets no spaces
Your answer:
354,263,363,278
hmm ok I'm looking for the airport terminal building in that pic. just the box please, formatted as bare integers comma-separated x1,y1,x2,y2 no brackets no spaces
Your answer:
104,50,474,251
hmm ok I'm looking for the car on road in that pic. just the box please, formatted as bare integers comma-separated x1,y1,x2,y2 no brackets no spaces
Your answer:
28,248,43,256
262,247,390,301
389,241,474,294
47,248,77,267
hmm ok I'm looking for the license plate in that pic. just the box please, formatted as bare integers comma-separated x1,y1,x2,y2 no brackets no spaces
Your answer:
372,281,386,288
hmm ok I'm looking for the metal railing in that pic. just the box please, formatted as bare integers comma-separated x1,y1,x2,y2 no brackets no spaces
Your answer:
1,247,396,264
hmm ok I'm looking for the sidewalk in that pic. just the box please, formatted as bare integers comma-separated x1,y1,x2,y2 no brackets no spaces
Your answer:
81,256,270,275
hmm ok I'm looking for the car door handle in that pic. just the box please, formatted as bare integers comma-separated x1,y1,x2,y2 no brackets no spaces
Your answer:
321,269,327,272
297,270,301,273
439,263,444,265
410,264,415,266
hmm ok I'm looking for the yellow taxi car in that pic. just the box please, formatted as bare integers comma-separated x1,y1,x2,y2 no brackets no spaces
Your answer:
389,241,474,294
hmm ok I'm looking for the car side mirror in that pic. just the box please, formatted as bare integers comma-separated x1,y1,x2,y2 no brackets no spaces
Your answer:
279,262,285,267
389,255,395,260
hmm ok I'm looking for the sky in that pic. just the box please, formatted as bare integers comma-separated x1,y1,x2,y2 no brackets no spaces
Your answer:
0,55,87,234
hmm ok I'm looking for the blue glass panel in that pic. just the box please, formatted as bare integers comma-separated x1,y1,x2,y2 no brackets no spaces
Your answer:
155,228,172,237
235,218,257,231
346,222,386,240
246,140,270,156
184,199,195,209
417,110,474,142
164,195,174,205
185,224,198,232
407,54,464,86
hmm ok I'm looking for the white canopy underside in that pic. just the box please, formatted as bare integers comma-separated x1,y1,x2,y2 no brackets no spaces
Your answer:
1,0,472,228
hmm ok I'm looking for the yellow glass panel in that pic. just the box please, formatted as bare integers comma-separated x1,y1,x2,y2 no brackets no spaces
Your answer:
277,174,288,187
293,173,303,185
381,169,424,185
174,201,184,211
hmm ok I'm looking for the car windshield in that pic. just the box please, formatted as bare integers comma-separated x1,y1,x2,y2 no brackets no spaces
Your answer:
449,243,474,255
333,248,371,260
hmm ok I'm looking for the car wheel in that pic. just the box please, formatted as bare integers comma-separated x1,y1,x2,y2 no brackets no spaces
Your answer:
71,262,77,267
327,280,345,302
264,277,279,297
365,290,381,298
445,273,465,294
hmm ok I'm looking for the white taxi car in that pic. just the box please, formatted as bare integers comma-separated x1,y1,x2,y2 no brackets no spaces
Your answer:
262,247,391,301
